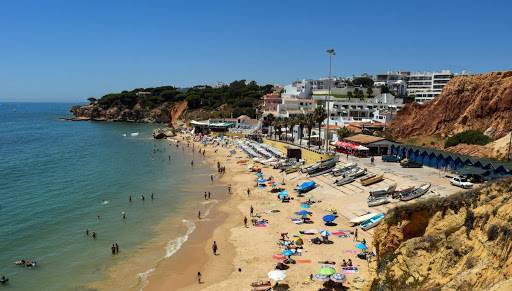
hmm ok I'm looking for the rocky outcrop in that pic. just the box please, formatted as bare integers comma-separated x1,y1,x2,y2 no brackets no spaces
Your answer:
389,71,512,140
152,127,176,139
371,178,512,290
71,102,170,123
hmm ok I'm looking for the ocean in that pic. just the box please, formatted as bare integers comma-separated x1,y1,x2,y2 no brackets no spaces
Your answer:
0,103,221,290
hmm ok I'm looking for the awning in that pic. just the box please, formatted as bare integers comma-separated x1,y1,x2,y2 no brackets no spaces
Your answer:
457,166,488,176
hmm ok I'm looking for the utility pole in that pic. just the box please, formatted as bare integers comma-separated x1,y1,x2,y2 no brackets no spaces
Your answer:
325,48,336,153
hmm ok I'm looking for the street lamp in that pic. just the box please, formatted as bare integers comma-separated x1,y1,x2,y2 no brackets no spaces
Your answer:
325,48,336,152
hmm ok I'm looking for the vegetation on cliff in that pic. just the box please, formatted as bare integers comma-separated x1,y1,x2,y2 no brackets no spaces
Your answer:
72,80,273,122
371,178,512,290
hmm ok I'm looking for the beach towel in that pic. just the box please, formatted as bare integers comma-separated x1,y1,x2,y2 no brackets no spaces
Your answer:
272,254,285,260
344,250,358,254
295,259,312,264
342,266,359,274
255,224,268,227
338,234,350,238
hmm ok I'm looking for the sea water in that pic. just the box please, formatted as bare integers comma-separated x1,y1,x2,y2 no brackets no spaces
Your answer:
0,103,220,290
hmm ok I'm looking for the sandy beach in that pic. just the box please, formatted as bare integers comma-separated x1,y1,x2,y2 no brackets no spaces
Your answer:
139,131,465,291
141,134,373,291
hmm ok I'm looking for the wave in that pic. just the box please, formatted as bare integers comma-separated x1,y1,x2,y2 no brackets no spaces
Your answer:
164,219,196,258
136,267,155,291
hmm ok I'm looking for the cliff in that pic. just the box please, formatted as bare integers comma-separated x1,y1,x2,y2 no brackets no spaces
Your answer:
70,81,273,123
389,71,512,140
371,177,512,290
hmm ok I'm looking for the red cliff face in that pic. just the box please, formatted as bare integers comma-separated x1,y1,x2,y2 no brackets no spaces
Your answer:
390,71,512,140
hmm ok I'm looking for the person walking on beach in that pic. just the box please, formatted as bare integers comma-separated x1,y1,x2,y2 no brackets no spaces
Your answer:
244,216,248,228
190,160,194,167
204,192,207,200
111,244,116,255
370,155,375,165
197,272,202,284
92,232,96,239
354,228,358,241
228,184,231,194
198,211,201,219
212,241,218,255
115,243,119,253
210,174,214,183
208,192,211,199
247,188,250,197
129,195,132,203
250,205,254,217
122,212,126,220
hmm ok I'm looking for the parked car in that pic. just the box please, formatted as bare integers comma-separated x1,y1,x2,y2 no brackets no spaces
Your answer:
450,176,473,189
400,160,422,168
382,155,402,163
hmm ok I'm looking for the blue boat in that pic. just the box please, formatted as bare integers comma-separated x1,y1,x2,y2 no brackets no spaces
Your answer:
296,181,316,193
360,213,385,230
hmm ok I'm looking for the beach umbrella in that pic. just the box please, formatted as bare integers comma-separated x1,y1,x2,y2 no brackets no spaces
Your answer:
319,266,336,276
312,274,330,282
322,214,336,223
268,270,286,281
295,237,304,246
300,203,311,209
320,230,331,237
281,249,293,257
296,210,309,216
355,243,368,250
330,273,346,283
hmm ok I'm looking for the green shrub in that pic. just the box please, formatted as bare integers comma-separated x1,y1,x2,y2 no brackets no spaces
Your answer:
444,130,491,148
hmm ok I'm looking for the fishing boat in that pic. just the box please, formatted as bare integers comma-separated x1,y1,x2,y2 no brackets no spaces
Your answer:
349,212,379,225
335,175,355,186
369,183,397,196
285,164,301,174
400,183,431,201
308,162,336,177
360,213,385,230
360,174,384,186
349,168,367,178
331,162,357,177
367,195,391,207
295,181,316,193
306,156,339,176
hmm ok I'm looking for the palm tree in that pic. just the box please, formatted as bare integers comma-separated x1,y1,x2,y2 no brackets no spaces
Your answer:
288,116,297,142
266,113,274,138
272,117,282,140
314,106,327,148
305,113,315,148
296,113,306,146
282,117,290,142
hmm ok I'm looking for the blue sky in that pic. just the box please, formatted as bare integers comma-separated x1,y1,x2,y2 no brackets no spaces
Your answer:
0,0,511,102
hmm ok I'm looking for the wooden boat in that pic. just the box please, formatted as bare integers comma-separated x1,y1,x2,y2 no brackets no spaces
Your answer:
367,195,390,207
349,212,378,225
360,213,385,230
335,176,355,186
307,156,339,176
285,164,301,174
400,183,431,201
360,174,384,186
350,168,367,179
369,183,397,196
308,163,336,177
331,162,357,177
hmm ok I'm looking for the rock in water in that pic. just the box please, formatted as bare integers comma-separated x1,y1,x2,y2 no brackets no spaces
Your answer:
152,128,175,139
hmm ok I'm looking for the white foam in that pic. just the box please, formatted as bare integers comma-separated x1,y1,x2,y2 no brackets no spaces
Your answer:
164,219,196,258
136,267,155,291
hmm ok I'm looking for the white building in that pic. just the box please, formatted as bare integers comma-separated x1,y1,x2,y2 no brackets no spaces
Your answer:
407,70,454,103
312,93,404,126
282,79,313,98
